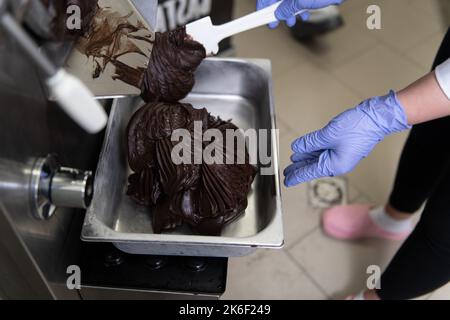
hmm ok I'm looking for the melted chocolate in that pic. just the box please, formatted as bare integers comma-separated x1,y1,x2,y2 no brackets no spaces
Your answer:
141,27,206,103
75,11,204,99
127,102,257,236
76,6,151,85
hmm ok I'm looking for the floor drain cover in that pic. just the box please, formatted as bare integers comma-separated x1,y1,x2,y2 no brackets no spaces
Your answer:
308,177,347,208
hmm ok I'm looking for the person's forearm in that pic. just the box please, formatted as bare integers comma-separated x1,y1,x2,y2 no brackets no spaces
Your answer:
397,71,450,125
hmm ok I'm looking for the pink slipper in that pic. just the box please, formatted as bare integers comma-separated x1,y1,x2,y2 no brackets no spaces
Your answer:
322,204,411,241
345,292,365,300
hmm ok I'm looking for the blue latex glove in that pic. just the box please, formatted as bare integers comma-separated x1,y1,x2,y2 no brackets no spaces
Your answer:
284,91,412,187
257,0,344,28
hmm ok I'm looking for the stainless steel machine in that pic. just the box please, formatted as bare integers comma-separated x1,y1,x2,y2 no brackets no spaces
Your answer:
0,0,283,300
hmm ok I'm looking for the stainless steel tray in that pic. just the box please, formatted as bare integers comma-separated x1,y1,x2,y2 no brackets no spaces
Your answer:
81,58,284,257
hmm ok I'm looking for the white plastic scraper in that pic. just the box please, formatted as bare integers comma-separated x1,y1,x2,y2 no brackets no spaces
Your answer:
186,1,306,55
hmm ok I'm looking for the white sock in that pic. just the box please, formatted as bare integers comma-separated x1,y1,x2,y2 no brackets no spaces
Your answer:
369,207,413,234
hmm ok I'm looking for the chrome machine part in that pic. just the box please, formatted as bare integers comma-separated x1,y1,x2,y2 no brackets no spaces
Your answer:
30,155,93,220
0,0,160,300
51,167,93,209
30,156,58,220
0,2,57,77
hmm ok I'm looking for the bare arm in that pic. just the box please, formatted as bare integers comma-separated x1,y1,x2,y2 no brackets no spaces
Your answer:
398,71,450,125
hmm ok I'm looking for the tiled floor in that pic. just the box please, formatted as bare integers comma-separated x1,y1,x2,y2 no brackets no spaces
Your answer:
223,0,450,300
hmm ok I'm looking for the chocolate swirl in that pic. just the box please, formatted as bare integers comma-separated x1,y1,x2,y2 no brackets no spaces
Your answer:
127,102,257,236
141,27,206,103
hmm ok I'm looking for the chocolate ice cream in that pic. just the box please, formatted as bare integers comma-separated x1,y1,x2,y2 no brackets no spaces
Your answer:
126,102,257,236
141,27,206,103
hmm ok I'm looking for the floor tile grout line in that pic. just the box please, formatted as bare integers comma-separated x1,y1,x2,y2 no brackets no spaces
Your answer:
298,6,385,74
241,0,446,79
272,52,313,80
272,35,379,101
297,1,385,72
408,0,444,19
261,27,380,101
304,36,381,76
313,29,442,102
348,180,375,204
277,117,303,139
294,25,378,68
321,31,444,99
325,43,406,99
284,248,332,300
302,43,378,100
377,17,446,55
374,31,444,75
348,182,365,203
347,0,448,54
285,225,321,251
401,30,446,68
270,44,380,114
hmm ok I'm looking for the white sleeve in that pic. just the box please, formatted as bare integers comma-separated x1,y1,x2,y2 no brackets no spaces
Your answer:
435,58,450,100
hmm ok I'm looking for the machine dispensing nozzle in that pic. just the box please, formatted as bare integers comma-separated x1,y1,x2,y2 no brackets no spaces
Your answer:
30,155,93,220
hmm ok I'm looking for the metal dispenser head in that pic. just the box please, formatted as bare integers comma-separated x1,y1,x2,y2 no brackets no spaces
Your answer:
30,155,93,220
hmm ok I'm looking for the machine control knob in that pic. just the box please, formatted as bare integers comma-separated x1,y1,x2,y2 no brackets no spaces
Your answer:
185,258,207,272
104,251,125,267
145,256,168,270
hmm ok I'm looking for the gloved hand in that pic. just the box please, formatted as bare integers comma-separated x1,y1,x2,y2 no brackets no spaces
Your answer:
257,0,344,28
283,91,412,187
